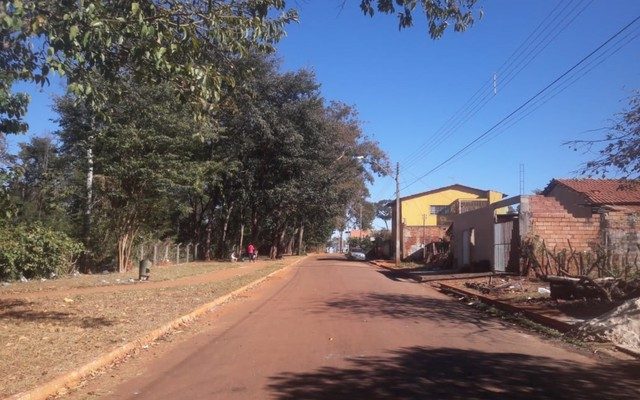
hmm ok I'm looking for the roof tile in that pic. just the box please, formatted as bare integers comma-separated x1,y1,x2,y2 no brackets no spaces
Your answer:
546,179,640,205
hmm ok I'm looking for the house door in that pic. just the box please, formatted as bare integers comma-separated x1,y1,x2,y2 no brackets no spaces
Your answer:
493,221,514,272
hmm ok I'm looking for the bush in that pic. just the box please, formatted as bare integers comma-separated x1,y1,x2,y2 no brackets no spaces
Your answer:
0,224,83,281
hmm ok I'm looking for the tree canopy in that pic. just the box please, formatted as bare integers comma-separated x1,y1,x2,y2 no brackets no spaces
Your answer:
568,91,640,180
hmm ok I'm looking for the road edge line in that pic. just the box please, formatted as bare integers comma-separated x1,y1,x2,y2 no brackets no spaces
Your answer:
6,256,307,400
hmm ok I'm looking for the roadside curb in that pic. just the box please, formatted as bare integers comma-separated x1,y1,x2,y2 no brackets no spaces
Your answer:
437,282,640,360
368,260,419,281
6,256,307,400
437,282,574,332
614,344,640,359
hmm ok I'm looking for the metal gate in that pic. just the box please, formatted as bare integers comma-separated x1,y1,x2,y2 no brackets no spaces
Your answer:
494,221,514,272
462,229,470,265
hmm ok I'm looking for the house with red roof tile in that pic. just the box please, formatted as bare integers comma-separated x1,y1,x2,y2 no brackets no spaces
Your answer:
542,179,640,215
449,179,640,273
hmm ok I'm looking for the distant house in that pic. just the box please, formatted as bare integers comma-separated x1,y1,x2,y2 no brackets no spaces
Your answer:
389,184,506,260
449,179,640,273
348,229,372,239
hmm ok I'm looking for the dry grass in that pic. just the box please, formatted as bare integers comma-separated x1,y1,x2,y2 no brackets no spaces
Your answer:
0,258,296,397
0,261,240,296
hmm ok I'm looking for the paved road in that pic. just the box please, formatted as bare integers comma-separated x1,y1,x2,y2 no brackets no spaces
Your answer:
79,255,639,399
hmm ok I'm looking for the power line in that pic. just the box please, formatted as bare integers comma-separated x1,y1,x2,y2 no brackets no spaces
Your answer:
401,0,591,171
401,14,640,191
467,24,640,155
404,0,592,170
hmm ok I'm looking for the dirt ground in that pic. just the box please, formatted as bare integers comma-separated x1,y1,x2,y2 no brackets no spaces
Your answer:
0,260,241,297
442,275,621,321
0,257,301,397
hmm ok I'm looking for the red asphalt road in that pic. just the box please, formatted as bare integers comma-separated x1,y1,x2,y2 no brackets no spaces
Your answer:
77,255,639,400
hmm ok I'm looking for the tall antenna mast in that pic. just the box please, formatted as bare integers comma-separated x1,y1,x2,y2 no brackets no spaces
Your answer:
519,163,525,195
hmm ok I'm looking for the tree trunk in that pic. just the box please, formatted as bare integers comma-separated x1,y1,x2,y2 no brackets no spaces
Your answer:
117,230,134,272
204,218,213,261
270,244,277,259
239,222,244,256
297,222,305,255
216,205,233,259
251,209,259,243
277,229,286,258
286,227,298,255
81,145,94,273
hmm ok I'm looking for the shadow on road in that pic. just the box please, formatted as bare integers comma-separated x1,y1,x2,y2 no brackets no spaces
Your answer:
268,346,640,400
319,293,499,329
316,256,348,262
377,269,422,282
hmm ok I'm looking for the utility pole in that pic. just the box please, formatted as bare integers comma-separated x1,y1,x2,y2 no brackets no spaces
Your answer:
422,213,427,261
395,162,400,267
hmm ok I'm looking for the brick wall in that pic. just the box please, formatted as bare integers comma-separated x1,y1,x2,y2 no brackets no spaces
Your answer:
402,225,447,259
602,206,640,256
527,196,600,251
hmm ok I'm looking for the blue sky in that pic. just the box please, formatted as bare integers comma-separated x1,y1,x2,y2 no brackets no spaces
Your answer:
276,0,640,202
8,0,640,207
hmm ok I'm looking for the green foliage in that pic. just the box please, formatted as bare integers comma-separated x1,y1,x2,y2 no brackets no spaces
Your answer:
360,0,479,38
348,236,374,253
55,77,211,270
1,0,297,129
0,223,83,281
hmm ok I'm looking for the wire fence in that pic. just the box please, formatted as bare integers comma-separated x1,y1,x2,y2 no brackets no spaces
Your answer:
134,241,202,267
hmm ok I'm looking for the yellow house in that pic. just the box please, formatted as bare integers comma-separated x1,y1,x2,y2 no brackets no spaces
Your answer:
390,184,506,259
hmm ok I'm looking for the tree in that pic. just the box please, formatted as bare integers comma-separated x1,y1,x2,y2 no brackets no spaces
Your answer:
6,135,70,228
375,199,393,230
359,0,479,38
56,78,209,271
1,0,298,130
568,91,640,180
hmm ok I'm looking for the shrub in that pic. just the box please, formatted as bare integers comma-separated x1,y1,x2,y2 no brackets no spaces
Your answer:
0,224,83,281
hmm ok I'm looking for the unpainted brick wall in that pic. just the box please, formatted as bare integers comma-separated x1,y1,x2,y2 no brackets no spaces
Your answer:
603,208,640,257
402,225,447,259
528,196,600,251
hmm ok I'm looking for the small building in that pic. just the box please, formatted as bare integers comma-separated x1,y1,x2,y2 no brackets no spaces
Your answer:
389,184,506,260
450,179,640,273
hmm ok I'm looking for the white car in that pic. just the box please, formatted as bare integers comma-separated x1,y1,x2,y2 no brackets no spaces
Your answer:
347,248,366,261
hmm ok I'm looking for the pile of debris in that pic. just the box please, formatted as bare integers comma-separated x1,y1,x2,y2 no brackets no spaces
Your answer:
543,275,640,302
465,278,526,295
575,297,640,354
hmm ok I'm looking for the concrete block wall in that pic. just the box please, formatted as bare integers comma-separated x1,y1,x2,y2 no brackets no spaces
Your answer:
527,196,600,251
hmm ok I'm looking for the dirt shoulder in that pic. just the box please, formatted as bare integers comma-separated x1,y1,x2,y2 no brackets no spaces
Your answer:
0,260,252,298
0,257,302,398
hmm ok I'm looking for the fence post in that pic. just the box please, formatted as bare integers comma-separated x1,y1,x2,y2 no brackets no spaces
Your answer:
194,243,200,261
164,243,169,263
186,243,191,263
176,243,181,265
153,243,158,266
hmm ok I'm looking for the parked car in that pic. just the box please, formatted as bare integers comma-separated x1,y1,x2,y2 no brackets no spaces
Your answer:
347,248,366,261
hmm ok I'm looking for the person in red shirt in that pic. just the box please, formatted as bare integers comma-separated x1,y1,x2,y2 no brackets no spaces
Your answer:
247,243,256,262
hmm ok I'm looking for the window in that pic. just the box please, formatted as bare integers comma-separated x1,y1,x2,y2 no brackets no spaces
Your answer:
430,205,450,215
